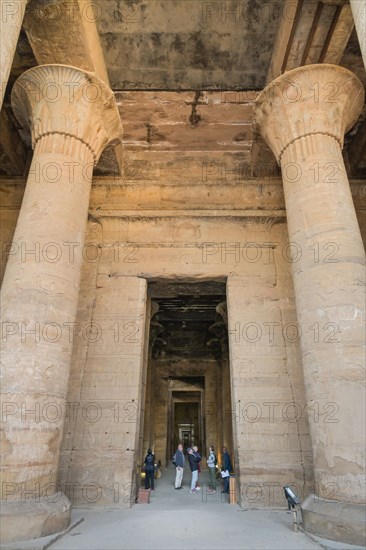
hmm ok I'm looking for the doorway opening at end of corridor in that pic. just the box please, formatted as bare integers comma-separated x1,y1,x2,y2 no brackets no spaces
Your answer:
141,279,235,471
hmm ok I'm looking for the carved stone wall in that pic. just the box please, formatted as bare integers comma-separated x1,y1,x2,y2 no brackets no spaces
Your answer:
0,171,365,509
51,201,316,506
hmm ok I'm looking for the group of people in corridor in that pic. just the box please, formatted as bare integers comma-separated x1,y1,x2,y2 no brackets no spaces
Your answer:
172,444,233,494
143,444,233,494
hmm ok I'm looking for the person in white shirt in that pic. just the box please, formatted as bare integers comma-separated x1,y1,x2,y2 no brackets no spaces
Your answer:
207,445,217,493
172,443,185,489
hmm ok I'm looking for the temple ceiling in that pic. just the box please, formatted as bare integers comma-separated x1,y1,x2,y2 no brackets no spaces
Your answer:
0,0,365,178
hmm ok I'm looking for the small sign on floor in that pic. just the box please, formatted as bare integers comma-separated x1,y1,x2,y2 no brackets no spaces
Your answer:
138,488,151,503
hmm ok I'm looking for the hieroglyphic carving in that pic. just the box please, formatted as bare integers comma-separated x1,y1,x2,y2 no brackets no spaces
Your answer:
253,64,365,544
0,64,122,543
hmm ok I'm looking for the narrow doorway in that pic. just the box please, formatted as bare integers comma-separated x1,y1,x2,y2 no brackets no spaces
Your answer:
167,381,205,460
173,400,200,452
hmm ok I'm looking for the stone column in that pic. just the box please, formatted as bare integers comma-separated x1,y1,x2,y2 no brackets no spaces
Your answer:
350,0,366,68
0,0,28,109
0,64,121,543
253,64,365,545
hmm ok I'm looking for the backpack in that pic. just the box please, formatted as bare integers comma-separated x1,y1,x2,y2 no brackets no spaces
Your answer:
214,453,218,466
172,453,177,467
144,453,155,471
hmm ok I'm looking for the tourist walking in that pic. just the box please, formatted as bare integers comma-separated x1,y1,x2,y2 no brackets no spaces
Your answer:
144,448,155,491
172,443,185,489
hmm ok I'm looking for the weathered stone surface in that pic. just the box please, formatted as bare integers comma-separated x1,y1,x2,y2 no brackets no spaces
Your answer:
267,0,355,83
0,493,71,543
94,0,281,90
254,63,366,538
58,276,148,506
350,0,366,69
21,0,124,174
0,0,28,108
24,0,109,84
1,1,365,178
302,493,366,546
0,65,121,543
254,64,364,163
227,269,314,507
11,64,122,162
0,2,366,545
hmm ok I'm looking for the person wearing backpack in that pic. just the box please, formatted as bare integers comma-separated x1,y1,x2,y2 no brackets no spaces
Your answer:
207,445,217,493
172,443,185,489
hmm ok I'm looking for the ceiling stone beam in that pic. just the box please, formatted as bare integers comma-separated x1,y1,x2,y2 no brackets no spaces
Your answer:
267,0,304,83
319,1,354,63
350,0,366,67
0,0,28,109
116,91,256,153
267,0,354,82
24,0,109,82
260,0,355,174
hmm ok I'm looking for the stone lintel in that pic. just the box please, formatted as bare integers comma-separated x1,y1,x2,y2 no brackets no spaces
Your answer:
0,177,365,214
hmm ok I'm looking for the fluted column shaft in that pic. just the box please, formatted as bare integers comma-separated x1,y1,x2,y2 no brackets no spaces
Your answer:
281,132,365,502
254,64,365,545
0,64,122,543
1,134,94,486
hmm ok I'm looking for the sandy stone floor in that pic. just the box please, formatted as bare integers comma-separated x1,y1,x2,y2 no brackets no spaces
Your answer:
42,467,364,550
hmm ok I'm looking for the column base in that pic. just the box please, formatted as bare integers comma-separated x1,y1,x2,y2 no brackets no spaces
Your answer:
0,493,71,544
301,494,366,546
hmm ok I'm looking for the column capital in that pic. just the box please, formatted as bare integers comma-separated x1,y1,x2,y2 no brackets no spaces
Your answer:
11,64,122,164
253,64,364,164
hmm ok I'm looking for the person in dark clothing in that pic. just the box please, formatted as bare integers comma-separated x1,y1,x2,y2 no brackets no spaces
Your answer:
187,446,201,493
221,446,232,494
172,443,185,489
144,448,155,491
